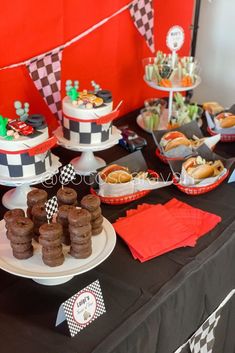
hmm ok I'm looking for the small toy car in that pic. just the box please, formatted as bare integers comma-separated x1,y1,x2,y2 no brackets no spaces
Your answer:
119,126,147,152
8,119,34,136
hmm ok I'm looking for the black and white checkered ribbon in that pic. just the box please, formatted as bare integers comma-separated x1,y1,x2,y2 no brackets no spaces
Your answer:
60,163,76,185
26,48,62,121
45,196,58,222
129,0,155,53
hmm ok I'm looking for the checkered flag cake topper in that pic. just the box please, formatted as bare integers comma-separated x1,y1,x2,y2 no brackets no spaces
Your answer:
45,196,58,222
129,0,155,53
60,163,76,186
26,48,63,121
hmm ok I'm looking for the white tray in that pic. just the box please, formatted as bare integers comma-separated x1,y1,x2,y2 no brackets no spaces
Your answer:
0,218,116,285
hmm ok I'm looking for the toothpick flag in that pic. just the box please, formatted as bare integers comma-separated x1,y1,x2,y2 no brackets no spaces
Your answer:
60,163,76,186
45,196,58,222
26,48,63,121
129,0,155,53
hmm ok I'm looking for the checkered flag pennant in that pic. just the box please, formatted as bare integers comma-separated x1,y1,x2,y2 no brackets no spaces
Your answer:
26,48,63,121
129,0,155,53
174,342,190,353
189,289,235,353
45,196,58,221
60,163,76,185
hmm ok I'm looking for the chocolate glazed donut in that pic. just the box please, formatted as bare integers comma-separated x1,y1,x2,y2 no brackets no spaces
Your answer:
57,187,77,206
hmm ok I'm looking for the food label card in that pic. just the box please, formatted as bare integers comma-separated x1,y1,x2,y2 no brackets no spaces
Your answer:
56,280,106,337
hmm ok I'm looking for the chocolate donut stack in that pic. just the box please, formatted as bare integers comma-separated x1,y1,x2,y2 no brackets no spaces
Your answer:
8,217,34,259
56,205,76,245
68,208,92,259
4,209,25,239
39,223,64,267
31,202,47,241
57,187,77,207
27,189,48,219
81,194,103,236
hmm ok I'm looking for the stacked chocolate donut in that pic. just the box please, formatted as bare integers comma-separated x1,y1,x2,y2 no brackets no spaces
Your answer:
8,216,34,259
57,187,77,207
56,205,75,245
27,189,48,219
4,209,25,239
39,223,64,267
81,194,103,235
31,202,47,241
68,208,92,259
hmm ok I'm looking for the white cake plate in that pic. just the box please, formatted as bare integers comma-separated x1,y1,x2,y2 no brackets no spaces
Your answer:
0,155,61,210
54,126,122,175
0,217,116,286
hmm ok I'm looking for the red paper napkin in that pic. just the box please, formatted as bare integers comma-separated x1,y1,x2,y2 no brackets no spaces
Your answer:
113,198,221,262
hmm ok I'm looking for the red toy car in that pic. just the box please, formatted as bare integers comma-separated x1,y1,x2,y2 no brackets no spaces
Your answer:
8,120,34,136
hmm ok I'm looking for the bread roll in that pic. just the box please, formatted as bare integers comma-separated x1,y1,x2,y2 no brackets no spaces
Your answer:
187,164,214,179
203,102,224,114
220,115,235,128
164,137,191,152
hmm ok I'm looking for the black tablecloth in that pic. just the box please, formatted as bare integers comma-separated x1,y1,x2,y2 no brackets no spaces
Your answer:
0,110,235,353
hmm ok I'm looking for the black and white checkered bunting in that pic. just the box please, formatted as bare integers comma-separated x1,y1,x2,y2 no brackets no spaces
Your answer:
60,163,76,185
129,0,155,53
63,280,106,337
45,196,58,222
62,116,112,144
26,48,62,121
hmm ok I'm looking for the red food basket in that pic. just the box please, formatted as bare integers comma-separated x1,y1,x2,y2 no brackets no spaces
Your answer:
155,148,185,164
207,127,235,142
172,169,229,195
90,170,159,205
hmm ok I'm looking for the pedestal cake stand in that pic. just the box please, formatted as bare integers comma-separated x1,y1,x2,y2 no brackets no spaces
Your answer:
54,126,122,175
0,154,61,210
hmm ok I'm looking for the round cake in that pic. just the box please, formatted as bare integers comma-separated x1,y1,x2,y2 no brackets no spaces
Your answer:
62,81,114,145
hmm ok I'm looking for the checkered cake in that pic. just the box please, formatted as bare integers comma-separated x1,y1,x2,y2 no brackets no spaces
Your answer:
0,128,53,178
62,96,113,145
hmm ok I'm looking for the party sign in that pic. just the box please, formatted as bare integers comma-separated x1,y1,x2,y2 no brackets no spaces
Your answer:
166,25,185,51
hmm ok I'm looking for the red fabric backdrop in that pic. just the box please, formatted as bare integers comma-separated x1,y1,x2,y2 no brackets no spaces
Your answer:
0,0,195,132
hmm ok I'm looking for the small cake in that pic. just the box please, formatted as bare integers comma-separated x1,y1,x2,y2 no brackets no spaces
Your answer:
4,208,25,239
56,204,76,245
57,187,77,206
68,207,92,258
81,194,103,236
0,102,57,179
62,80,114,145
9,216,34,259
27,188,48,219
39,223,64,267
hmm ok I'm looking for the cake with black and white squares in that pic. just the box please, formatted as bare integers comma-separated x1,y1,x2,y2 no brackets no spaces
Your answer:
0,101,57,178
62,80,115,145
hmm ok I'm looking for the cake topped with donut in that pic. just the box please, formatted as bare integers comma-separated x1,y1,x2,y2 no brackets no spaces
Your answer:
62,80,119,145
0,101,57,178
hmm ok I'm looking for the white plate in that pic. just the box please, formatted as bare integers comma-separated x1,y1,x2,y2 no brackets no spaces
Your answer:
0,218,116,285
136,110,169,133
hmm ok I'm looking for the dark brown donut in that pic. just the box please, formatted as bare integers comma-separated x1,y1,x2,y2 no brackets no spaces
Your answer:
68,208,91,226
90,207,102,221
39,223,63,240
81,194,101,212
57,204,76,224
31,202,47,221
42,245,63,259
69,223,92,236
70,240,91,252
57,187,77,205
9,231,33,243
92,226,103,236
4,209,25,225
10,241,32,252
69,247,92,259
12,246,34,260
70,231,92,244
91,216,103,228
42,254,64,267
27,189,48,207
10,217,34,237
39,236,62,248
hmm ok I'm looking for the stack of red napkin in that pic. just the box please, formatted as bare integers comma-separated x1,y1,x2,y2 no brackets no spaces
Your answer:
113,198,221,262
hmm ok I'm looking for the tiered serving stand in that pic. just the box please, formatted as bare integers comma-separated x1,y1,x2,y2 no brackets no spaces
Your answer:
54,126,122,175
0,154,61,210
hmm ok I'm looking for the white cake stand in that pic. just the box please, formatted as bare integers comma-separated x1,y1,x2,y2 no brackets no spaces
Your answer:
54,126,122,175
0,155,61,210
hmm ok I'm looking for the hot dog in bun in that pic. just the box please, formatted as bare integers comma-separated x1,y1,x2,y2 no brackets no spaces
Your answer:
214,112,235,128
100,164,132,184
183,156,224,180
160,131,191,152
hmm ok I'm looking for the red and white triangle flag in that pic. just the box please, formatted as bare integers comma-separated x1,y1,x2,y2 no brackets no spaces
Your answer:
26,48,63,121
129,0,155,53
